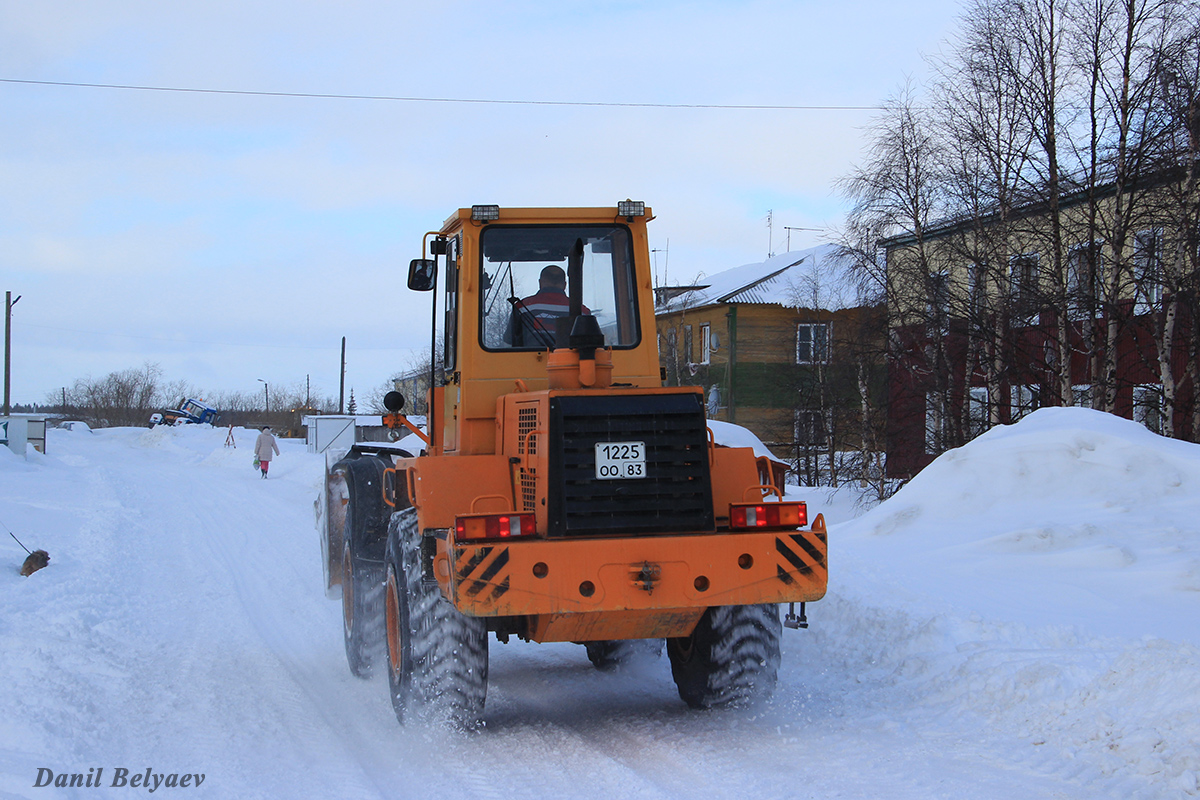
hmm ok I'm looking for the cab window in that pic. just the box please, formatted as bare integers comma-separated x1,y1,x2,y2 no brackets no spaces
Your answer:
479,225,640,351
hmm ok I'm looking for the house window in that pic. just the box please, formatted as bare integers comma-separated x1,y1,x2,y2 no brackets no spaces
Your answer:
700,323,711,365
683,324,693,364
925,392,945,454
1011,384,1040,421
1133,229,1162,315
794,409,830,448
968,387,989,439
1067,243,1102,320
1010,254,1040,322
1133,384,1165,434
928,268,950,333
966,262,985,317
796,322,829,364
1071,383,1094,409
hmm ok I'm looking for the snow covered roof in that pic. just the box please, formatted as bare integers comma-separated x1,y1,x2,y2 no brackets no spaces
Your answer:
300,414,398,427
655,243,861,314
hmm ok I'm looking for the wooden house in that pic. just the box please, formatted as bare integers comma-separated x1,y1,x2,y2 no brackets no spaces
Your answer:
655,246,885,466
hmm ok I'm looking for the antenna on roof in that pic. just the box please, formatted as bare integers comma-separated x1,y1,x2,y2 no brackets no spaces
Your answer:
651,239,669,289
784,226,822,252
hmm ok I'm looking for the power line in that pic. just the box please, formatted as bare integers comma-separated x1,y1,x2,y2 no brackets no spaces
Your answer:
0,77,880,111
24,322,332,350
21,322,404,352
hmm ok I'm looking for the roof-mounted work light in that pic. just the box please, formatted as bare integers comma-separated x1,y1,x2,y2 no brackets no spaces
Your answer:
617,200,645,219
471,205,501,222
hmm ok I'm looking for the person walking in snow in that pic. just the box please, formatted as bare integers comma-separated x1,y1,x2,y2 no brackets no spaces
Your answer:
254,426,280,478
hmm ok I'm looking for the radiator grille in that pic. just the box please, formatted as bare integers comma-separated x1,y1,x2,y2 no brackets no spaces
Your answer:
517,404,540,511
520,468,537,511
548,393,714,536
517,406,539,455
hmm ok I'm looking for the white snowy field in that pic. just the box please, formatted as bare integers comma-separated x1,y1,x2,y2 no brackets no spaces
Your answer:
1,408,1198,799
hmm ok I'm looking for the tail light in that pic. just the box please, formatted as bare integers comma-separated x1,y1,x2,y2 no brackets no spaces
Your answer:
455,512,537,541
728,501,807,530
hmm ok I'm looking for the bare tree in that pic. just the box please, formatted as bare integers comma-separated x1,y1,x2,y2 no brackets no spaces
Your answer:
843,0,1200,467
842,84,955,466
51,362,192,428
366,340,444,415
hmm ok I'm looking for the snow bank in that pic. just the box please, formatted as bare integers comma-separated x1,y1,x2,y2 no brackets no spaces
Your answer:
840,407,1200,640
818,407,1200,796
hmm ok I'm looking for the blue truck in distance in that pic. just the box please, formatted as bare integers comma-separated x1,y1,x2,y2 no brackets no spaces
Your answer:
149,398,221,427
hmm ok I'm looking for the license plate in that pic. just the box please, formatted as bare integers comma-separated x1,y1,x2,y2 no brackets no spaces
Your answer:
595,441,646,480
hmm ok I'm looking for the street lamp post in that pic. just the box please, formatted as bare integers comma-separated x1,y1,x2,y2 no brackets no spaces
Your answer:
257,379,269,413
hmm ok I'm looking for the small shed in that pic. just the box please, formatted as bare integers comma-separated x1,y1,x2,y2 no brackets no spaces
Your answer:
0,416,46,455
302,415,427,455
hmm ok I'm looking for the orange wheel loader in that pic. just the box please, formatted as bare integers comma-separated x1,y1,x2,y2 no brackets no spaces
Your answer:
316,203,827,727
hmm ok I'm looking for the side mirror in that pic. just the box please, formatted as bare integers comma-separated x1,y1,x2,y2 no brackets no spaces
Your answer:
383,391,405,413
408,259,437,292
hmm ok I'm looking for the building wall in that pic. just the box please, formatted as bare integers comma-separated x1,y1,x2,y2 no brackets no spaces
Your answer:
883,183,1200,478
656,302,886,462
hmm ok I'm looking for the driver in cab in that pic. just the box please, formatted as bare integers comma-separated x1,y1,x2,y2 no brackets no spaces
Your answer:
506,265,590,347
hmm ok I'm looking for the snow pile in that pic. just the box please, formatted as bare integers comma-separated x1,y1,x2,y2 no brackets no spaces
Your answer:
841,407,1200,639
809,407,1200,796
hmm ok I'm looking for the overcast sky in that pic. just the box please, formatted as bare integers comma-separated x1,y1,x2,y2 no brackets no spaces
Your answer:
1,1,962,408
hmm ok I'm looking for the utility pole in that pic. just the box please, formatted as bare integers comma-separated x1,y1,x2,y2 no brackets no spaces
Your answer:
4,291,21,416
339,337,346,414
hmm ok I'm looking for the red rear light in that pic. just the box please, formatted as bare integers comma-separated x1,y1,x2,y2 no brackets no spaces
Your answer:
455,512,537,540
728,501,807,530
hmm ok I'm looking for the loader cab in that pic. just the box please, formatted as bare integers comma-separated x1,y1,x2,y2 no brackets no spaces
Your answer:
478,225,641,352
419,204,664,456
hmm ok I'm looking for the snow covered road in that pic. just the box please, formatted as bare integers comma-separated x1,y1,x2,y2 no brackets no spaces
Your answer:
2,413,1198,798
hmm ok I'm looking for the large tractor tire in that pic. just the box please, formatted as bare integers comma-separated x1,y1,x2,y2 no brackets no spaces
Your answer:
337,455,391,678
584,639,664,672
384,508,489,728
666,604,782,709
341,521,384,678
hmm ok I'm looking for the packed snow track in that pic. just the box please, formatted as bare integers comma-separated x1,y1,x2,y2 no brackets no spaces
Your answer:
2,412,1198,798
